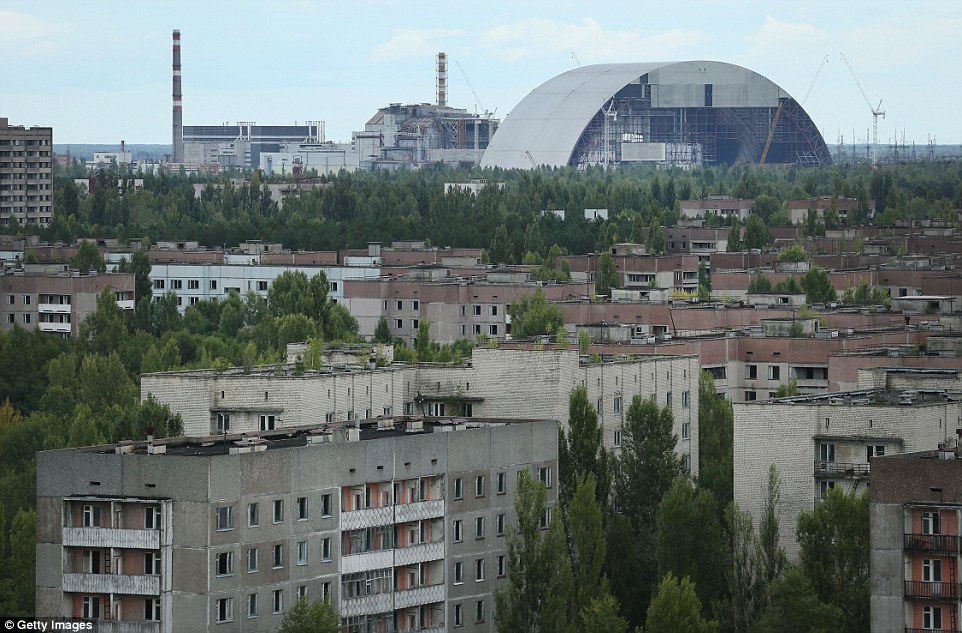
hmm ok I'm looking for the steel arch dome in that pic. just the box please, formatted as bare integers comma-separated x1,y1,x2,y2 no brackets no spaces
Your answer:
480,61,831,169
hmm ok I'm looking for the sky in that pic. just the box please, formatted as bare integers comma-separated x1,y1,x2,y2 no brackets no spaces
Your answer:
2,0,961,147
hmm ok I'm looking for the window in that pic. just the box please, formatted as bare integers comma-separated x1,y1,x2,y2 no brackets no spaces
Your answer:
216,597,233,623
273,499,284,523
297,541,308,565
490,305,498,316
171,279,182,290
412,319,419,330
144,597,160,621
216,506,233,531
819,480,835,499
682,422,690,439
210,280,218,290
454,519,463,542
22,314,30,324
454,604,463,627
322,537,331,560
475,600,485,623
257,280,268,291
248,503,259,527
475,516,485,539
144,551,160,575
923,606,942,630
297,585,308,600
922,512,942,535
272,589,283,614
429,402,445,416
83,596,100,619
259,415,275,431
144,506,161,529
497,513,505,535
82,550,101,574
768,365,780,380
454,561,463,584
538,466,552,488
395,319,403,329
297,497,308,520
473,324,481,335
596,399,602,413
819,443,836,463
273,544,284,568
540,507,552,529
747,364,757,379
489,324,498,336
613,397,622,414
866,445,885,460
682,391,690,408
497,555,506,577
496,472,506,495
153,279,165,290
216,551,234,576
454,478,463,499
614,429,622,448
412,300,419,310
247,547,258,572
475,475,485,497
666,391,672,406
474,305,482,316
247,593,258,618
188,279,199,290
922,558,942,582
395,300,403,310
475,558,485,581
321,493,332,517
216,413,230,433
744,391,757,401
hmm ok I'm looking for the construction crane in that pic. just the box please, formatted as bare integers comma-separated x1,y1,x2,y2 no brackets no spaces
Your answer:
454,60,496,118
840,51,885,168
760,99,784,164
801,54,829,106
572,52,582,67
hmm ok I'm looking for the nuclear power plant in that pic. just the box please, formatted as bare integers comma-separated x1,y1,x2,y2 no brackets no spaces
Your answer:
171,30,183,164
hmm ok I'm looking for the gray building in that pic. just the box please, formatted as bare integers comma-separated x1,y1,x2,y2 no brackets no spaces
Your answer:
36,417,558,632
183,122,324,168
0,116,53,227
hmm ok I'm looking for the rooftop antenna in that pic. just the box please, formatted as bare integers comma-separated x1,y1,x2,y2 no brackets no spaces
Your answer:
840,52,885,168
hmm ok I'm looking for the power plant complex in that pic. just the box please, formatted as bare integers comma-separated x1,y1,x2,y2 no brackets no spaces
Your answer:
169,32,829,171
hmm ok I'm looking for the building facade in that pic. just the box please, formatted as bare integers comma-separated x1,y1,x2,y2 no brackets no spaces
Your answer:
36,417,558,633
0,117,53,226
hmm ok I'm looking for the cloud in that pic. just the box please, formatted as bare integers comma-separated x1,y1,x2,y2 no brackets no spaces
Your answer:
475,17,705,63
0,9,61,58
368,28,468,63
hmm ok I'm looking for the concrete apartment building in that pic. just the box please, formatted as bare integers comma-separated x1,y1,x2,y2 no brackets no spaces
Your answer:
733,369,962,559
141,347,699,473
870,447,962,633
0,265,135,337
678,197,754,223
0,116,53,226
36,417,558,632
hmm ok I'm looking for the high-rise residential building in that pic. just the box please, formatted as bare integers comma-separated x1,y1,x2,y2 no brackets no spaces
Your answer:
36,417,558,632
0,117,53,226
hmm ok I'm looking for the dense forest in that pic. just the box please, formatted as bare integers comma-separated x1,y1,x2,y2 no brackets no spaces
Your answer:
0,160,955,621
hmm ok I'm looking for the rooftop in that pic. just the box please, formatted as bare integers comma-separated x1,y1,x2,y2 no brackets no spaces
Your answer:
770,387,962,407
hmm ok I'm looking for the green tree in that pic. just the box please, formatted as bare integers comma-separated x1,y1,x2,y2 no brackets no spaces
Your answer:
743,215,773,250
595,252,619,298
509,288,564,339
79,287,128,356
495,471,574,633
559,385,611,510
777,244,808,262
414,319,433,361
6,507,36,616
490,224,515,265
753,566,843,633
373,316,392,344
568,474,609,632
722,502,764,633
747,274,772,294
750,195,781,223
151,291,182,337
278,596,340,633
726,219,742,252
644,573,717,633
773,379,800,398
796,487,869,633
759,464,788,586
697,371,733,511
581,594,628,633
647,217,665,255
524,222,545,258
268,271,330,324
800,267,837,304
70,240,106,273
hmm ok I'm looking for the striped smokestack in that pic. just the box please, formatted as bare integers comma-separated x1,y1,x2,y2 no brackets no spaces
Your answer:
172,29,183,163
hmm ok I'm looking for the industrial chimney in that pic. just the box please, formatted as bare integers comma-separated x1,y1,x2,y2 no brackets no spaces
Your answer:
172,30,183,163
436,52,447,108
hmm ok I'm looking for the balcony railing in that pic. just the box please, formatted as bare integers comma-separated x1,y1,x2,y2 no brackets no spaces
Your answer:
905,533,960,554
89,622,161,633
63,527,160,549
904,580,962,600
906,628,960,633
813,461,870,478
63,572,160,596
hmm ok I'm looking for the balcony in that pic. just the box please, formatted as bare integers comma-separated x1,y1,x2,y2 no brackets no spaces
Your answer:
63,527,160,549
906,629,960,633
39,303,71,313
39,322,72,333
813,461,870,478
341,506,394,531
395,499,444,524
339,591,393,618
63,573,160,596
904,580,961,600
117,300,135,310
394,583,444,610
904,533,960,555
340,549,394,575
395,541,443,567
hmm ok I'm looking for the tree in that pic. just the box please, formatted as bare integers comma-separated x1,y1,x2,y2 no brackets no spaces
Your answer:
6,507,36,616
647,217,665,255
743,215,772,250
581,594,628,633
524,222,545,258
79,287,128,356
559,385,612,510
697,371,733,511
753,566,843,633
268,271,330,323
800,267,837,305
595,252,619,298
655,477,726,610
490,224,515,264
722,502,764,633
796,488,869,633
777,244,808,262
495,470,574,633
373,316,392,344
759,464,787,586
747,274,772,294
70,240,106,273
414,319,433,361
568,475,609,632
644,573,717,633
278,596,339,633
726,219,742,252
509,288,564,339
773,379,800,398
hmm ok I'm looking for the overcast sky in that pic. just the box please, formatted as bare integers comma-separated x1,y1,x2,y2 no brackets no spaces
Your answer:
2,0,960,147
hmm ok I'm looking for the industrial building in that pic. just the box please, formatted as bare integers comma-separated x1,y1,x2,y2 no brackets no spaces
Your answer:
182,122,325,169
480,61,832,170
35,416,558,632
0,116,53,226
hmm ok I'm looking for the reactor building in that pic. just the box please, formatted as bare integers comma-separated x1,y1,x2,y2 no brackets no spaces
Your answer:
480,61,832,170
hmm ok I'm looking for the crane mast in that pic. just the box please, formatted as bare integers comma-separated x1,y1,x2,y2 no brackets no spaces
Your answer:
840,52,885,168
